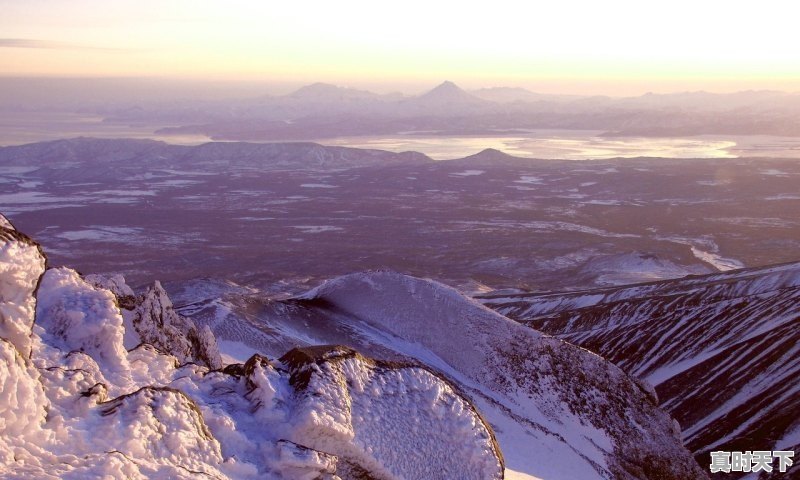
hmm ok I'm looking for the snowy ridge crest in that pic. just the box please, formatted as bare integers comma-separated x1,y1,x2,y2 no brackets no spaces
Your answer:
0,219,504,479
0,215,14,230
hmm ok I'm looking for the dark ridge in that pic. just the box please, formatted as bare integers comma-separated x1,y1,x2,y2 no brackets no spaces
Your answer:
221,362,245,377
126,342,180,367
242,354,275,387
79,382,108,400
476,259,800,301
98,386,214,440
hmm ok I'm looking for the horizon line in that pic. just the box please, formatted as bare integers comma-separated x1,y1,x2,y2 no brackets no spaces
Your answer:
1,74,799,99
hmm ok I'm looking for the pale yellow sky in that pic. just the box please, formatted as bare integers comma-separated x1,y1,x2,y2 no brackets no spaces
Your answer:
1,0,799,96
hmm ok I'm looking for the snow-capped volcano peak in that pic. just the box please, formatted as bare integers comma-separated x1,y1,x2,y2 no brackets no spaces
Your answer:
427,80,463,94
418,80,483,104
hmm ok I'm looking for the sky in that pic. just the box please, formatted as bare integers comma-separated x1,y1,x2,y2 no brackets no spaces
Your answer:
1,0,799,96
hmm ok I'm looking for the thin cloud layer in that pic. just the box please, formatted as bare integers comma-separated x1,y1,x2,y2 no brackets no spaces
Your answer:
0,38,133,52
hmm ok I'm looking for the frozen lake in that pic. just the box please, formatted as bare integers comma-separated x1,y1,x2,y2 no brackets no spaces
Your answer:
3,112,800,160
323,131,800,160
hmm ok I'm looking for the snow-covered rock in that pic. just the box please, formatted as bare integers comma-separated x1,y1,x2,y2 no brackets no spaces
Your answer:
35,267,132,386
277,345,504,480
0,224,46,357
96,386,225,476
0,338,47,441
271,440,339,480
192,324,223,370
0,215,13,230
133,281,223,369
84,273,137,310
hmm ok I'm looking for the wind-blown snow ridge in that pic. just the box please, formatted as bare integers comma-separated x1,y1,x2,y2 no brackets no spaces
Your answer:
0,221,504,479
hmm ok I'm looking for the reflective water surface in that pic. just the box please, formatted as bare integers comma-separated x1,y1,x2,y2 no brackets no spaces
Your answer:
3,112,800,160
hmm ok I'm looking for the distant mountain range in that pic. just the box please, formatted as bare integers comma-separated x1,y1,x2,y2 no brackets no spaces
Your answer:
4,136,800,291
0,137,432,177
82,80,800,140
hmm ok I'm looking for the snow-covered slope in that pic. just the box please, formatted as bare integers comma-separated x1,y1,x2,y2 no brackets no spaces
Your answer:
575,251,712,286
181,270,707,479
0,219,503,479
479,262,800,472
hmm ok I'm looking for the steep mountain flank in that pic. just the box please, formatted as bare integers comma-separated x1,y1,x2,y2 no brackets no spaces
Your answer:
480,262,800,474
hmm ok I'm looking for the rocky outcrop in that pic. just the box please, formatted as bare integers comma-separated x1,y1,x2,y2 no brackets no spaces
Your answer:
133,281,223,370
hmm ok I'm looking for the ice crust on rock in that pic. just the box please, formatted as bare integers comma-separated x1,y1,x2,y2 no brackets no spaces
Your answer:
0,215,14,230
0,338,47,441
